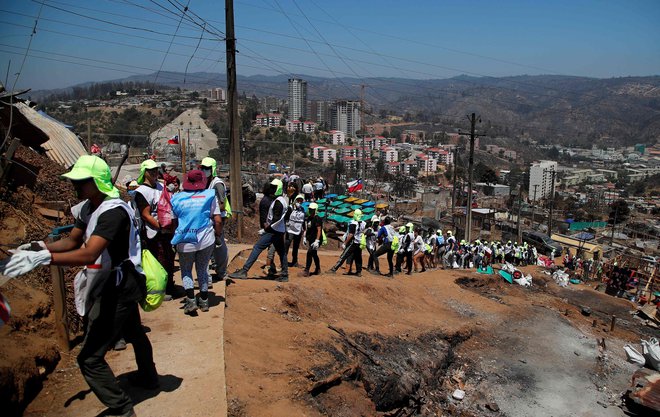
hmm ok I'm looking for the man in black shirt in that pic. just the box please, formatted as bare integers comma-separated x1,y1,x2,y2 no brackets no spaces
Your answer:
301,203,323,276
1,156,157,417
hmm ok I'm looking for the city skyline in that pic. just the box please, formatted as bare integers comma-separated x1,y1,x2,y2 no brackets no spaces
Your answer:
0,0,658,91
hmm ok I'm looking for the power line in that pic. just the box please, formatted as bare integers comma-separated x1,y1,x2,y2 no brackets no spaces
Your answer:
153,0,191,88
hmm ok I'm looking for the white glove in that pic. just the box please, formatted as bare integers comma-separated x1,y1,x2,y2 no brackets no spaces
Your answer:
0,250,51,277
16,240,47,252
341,243,346,250
258,229,265,235
303,237,308,247
311,240,320,250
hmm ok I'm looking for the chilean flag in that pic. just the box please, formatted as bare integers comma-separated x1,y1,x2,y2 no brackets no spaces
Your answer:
347,178,363,193
168,135,179,145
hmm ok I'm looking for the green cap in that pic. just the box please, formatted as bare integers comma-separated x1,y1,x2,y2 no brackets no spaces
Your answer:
399,226,406,233
201,157,217,176
62,155,119,198
353,208,363,221
270,178,283,196
137,159,158,184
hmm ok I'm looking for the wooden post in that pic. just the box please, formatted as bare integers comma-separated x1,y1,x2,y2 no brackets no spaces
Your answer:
181,129,187,174
48,232,70,350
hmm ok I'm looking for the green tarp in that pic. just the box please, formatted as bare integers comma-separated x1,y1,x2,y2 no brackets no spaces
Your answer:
568,221,608,231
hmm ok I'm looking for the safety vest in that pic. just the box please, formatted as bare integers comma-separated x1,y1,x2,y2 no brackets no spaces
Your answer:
267,195,289,233
72,198,142,316
208,177,231,218
170,189,216,245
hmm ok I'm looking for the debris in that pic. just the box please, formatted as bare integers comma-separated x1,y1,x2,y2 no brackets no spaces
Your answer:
574,351,581,356
485,402,499,412
597,400,608,408
309,364,358,396
452,389,465,400
628,368,660,412
552,270,570,287
260,307,267,311
581,306,592,316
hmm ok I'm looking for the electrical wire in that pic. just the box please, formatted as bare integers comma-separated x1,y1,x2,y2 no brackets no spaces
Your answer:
152,0,191,88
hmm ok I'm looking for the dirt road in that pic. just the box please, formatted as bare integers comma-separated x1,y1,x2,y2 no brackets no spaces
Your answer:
149,108,218,159
24,244,253,417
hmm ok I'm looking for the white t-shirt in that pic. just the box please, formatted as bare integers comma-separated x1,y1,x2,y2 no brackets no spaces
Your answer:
302,183,313,194
171,197,221,253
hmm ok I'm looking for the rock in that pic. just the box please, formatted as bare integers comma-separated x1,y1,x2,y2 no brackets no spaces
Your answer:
452,389,465,400
597,400,608,408
486,402,500,412
574,351,581,356
581,306,592,316
519,359,527,364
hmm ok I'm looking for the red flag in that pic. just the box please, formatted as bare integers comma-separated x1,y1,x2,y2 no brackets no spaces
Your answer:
168,135,179,145
347,179,363,193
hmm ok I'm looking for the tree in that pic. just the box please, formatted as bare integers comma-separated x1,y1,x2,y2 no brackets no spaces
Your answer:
392,175,416,197
375,157,385,179
474,162,498,184
609,199,630,225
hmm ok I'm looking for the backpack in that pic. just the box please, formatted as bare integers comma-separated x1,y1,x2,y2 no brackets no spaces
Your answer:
140,249,168,312
391,235,400,252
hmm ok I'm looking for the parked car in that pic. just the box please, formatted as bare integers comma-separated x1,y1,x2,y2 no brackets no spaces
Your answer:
522,231,563,256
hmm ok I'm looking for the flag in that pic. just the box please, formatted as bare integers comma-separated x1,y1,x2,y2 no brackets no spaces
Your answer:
168,135,179,145
347,179,363,193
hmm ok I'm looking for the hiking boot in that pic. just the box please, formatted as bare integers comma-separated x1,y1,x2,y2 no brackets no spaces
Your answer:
228,269,247,280
183,297,198,314
368,269,380,276
310,269,320,276
288,262,300,268
113,338,127,351
276,275,289,282
343,271,355,276
300,270,310,277
198,298,209,312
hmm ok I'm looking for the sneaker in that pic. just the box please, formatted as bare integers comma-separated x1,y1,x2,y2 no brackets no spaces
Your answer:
382,272,393,278
163,294,173,302
300,270,310,277
368,269,380,276
228,269,247,280
113,338,127,351
198,298,209,312
183,297,198,315
328,268,337,274
310,269,320,276
276,275,289,282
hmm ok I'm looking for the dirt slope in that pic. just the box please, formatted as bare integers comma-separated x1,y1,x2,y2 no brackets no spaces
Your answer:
224,249,644,417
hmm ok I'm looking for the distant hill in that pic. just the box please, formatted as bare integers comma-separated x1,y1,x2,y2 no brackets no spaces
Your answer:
32,72,660,147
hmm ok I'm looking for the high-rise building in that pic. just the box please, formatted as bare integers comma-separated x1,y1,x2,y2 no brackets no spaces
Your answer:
529,160,558,201
288,78,307,121
310,100,333,126
331,100,361,137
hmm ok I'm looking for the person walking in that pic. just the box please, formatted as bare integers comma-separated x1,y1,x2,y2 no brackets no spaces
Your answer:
329,209,365,276
170,170,223,314
365,216,379,273
302,179,314,201
286,194,306,267
134,159,177,300
412,228,426,272
301,202,323,276
1,155,157,417
313,177,325,200
373,216,395,277
200,157,230,286
229,179,289,282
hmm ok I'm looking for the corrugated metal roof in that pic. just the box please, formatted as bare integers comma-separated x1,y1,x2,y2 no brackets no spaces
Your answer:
12,102,87,167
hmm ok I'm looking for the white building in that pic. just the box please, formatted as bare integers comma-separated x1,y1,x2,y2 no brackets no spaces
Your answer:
380,147,399,162
331,100,361,137
210,87,226,101
529,160,558,201
330,130,346,145
288,78,307,121
255,113,282,127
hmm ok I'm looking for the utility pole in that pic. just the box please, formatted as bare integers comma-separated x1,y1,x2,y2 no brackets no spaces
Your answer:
360,84,366,196
545,167,556,235
516,186,523,242
451,147,459,229
226,0,243,239
531,184,539,229
87,115,92,152
181,130,187,174
465,113,479,242
610,205,618,245
291,133,295,172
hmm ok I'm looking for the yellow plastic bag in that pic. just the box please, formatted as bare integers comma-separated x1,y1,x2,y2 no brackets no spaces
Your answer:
141,249,167,312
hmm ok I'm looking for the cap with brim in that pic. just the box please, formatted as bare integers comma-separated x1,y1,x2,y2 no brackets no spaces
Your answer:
183,170,207,191
62,155,119,198
137,159,159,184
200,157,217,176
270,178,283,196
294,194,304,201
309,202,318,210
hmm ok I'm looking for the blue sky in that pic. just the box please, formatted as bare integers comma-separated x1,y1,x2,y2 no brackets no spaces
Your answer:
0,0,659,91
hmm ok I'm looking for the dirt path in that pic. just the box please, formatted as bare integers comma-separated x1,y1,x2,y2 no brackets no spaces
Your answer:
25,244,253,417
149,108,218,159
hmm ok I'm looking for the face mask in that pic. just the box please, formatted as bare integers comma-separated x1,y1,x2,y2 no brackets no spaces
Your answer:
202,168,212,178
